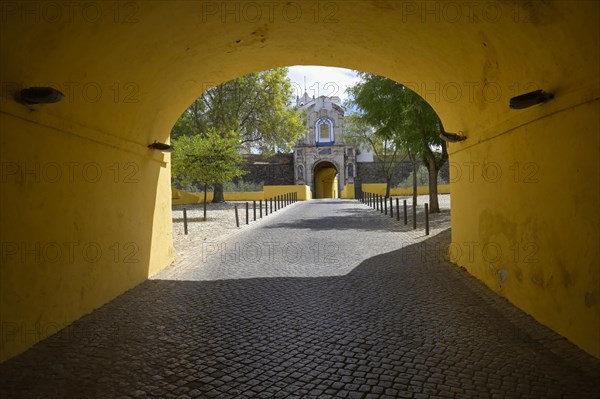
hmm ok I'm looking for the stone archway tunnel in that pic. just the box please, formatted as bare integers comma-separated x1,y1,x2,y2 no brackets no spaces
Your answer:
0,1,598,362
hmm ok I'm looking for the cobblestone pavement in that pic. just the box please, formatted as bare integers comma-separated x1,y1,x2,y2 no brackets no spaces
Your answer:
1,199,599,399
161,196,451,281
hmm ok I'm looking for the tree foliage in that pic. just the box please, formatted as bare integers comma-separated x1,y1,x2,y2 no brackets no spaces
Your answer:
172,67,304,153
171,67,304,202
343,113,406,197
346,72,448,212
171,129,246,218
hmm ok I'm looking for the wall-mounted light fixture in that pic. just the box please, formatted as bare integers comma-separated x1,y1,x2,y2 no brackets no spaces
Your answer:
440,131,467,143
509,90,553,109
16,87,64,105
148,141,174,152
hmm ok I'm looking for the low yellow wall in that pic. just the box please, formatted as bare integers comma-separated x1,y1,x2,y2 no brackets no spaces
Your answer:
358,184,451,197
172,185,312,205
172,188,207,204
341,184,355,199
264,185,312,201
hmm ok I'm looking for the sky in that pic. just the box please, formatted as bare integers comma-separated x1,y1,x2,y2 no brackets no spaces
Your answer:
286,66,361,103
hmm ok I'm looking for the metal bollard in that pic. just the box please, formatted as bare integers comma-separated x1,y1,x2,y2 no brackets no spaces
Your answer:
246,202,249,225
384,196,387,215
234,205,240,228
260,200,263,218
396,198,400,221
425,203,429,235
253,200,256,221
380,196,384,213
413,200,417,230
403,200,407,225
390,197,393,218
183,208,188,235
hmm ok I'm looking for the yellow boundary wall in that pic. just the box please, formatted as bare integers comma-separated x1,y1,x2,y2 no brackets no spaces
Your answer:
173,184,449,204
343,184,451,198
172,185,312,205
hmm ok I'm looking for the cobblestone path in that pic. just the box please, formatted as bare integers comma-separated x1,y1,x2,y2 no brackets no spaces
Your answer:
1,199,598,399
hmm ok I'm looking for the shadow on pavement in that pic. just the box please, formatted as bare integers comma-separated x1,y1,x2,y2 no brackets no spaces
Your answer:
1,230,598,399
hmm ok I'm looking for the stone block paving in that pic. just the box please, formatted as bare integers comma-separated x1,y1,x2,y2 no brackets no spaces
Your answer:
1,199,599,398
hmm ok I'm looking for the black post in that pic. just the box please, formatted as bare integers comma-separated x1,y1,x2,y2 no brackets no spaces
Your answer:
403,200,408,225
396,198,400,221
425,203,430,235
234,205,240,228
183,208,188,235
380,196,384,213
384,196,387,215
376,195,379,211
413,200,417,230
270,197,273,213
260,200,263,218
245,202,249,225
390,197,393,218
253,200,256,221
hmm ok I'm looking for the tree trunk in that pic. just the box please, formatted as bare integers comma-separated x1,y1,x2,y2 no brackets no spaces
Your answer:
426,154,440,213
212,182,225,203
203,183,208,221
385,179,391,198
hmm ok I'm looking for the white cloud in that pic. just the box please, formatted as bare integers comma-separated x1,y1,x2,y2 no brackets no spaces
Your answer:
286,66,361,102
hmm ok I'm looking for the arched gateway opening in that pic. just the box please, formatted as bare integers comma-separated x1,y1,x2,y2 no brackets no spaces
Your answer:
313,161,338,199
0,1,598,361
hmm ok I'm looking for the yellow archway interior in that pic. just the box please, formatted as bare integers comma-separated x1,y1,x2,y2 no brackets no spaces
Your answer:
314,162,338,199
0,1,598,361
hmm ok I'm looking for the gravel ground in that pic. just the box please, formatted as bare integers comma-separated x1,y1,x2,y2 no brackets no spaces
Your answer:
171,194,451,261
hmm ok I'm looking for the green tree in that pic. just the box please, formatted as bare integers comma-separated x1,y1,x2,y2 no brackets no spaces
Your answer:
343,113,406,197
171,129,246,220
347,73,448,213
171,68,305,202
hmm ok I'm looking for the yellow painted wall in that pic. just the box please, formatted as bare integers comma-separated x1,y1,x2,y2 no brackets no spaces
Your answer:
450,99,600,358
361,184,452,197
0,106,174,361
0,1,598,360
341,184,355,199
314,166,338,198
264,185,312,201
172,187,206,204
172,186,312,205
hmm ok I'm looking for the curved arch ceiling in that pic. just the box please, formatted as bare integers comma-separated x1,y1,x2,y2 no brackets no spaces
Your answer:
1,1,597,148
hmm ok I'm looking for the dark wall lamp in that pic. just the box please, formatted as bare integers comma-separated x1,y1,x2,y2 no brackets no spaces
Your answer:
16,87,64,105
440,131,467,143
509,90,553,109
148,141,174,152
